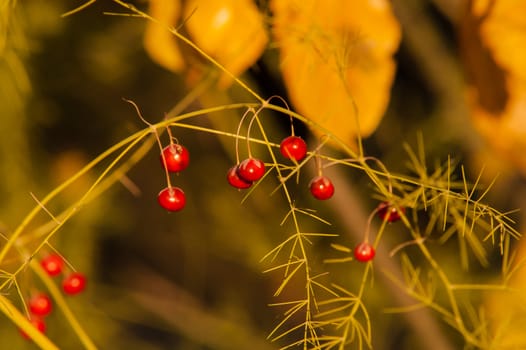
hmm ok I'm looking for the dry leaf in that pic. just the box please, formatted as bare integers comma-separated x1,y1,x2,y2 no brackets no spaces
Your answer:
271,0,401,147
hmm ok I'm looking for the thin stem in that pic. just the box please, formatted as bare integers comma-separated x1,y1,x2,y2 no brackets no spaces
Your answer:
0,103,252,265
0,294,59,349
254,115,324,349
236,107,255,163
31,259,97,349
123,98,173,188
414,233,477,345
110,0,265,104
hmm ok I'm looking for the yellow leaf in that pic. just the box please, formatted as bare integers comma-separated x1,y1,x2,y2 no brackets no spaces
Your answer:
143,0,185,72
183,0,269,88
473,0,526,80
461,0,526,177
462,4,526,343
271,0,401,146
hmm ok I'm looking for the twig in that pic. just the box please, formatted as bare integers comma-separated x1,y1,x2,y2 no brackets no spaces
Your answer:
321,163,456,350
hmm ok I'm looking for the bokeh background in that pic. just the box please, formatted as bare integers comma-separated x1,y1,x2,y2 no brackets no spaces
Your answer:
2,0,526,349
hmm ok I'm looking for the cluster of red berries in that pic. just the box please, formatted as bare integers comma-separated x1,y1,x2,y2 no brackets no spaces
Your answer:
20,254,86,340
352,202,406,263
155,134,406,266
40,254,87,295
227,157,266,189
158,144,189,211
227,135,335,200
228,135,308,189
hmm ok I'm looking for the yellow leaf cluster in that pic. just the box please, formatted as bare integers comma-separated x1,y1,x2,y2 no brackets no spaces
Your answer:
271,0,401,145
184,0,268,88
144,0,268,88
143,0,401,146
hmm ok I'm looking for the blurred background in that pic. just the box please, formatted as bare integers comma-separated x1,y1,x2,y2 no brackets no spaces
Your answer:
1,0,526,349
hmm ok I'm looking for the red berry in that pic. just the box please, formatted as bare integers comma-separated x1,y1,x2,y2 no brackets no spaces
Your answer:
160,144,190,173
237,158,265,182
157,187,186,212
280,136,307,161
19,317,46,340
40,254,64,277
377,202,405,222
62,272,87,295
309,176,334,200
227,166,252,189
28,293,52,317
354,242,375,262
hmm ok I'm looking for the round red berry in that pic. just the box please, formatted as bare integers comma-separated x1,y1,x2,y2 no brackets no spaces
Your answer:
354,242,375,262
29,293,52,317
160,144,190,173
62,272,87,295
19,317,46,340
309,176,334,200
377,202,405,222
40,254,64,277
280,136,307,161
158,187,186,212
227,166,252,189
237,158,265,182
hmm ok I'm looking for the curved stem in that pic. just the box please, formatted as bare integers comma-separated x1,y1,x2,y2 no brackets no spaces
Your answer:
111,0,265,104
235,108,255,162
0,103,252,265
0,294,59,349
31,260,97,349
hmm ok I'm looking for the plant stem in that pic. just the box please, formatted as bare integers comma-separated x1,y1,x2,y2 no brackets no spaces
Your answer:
0,294,59,349
31,259,97,350
322,164,456,350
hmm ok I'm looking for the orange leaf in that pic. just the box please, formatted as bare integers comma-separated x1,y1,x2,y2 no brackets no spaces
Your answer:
143,0,185,73
271,0,401,146
183,0,269,88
